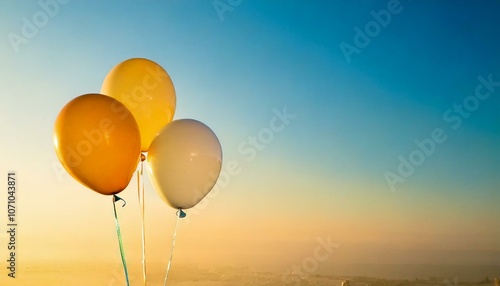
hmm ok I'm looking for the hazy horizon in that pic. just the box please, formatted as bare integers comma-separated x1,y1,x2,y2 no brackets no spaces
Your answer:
15,260,500,284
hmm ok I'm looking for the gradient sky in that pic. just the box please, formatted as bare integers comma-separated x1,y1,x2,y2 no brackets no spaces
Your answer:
0,0,499,283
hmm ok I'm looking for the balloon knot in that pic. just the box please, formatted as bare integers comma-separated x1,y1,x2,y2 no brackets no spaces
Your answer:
140,153,146,162
113,195,127,207
177,209,186,218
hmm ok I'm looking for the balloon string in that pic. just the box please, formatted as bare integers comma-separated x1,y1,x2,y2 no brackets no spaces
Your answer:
138,160,147,286
113,195,130,286
163,209,183,286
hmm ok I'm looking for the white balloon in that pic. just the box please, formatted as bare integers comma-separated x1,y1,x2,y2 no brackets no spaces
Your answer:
147,119,222,209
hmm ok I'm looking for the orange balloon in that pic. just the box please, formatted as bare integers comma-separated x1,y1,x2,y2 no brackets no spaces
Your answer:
54,94,141,195
101,58,176,151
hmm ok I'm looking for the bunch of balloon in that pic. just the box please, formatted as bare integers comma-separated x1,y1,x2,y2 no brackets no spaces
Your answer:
147,119,223,285
54,93,142,286
101,58,177,286
55,57,223,286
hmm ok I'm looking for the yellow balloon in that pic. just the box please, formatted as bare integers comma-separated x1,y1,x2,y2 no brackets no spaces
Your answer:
54,94,141,195
147,119,222,209
101,58,176,151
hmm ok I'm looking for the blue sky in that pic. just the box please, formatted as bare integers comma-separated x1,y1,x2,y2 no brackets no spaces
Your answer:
0,0,499,278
